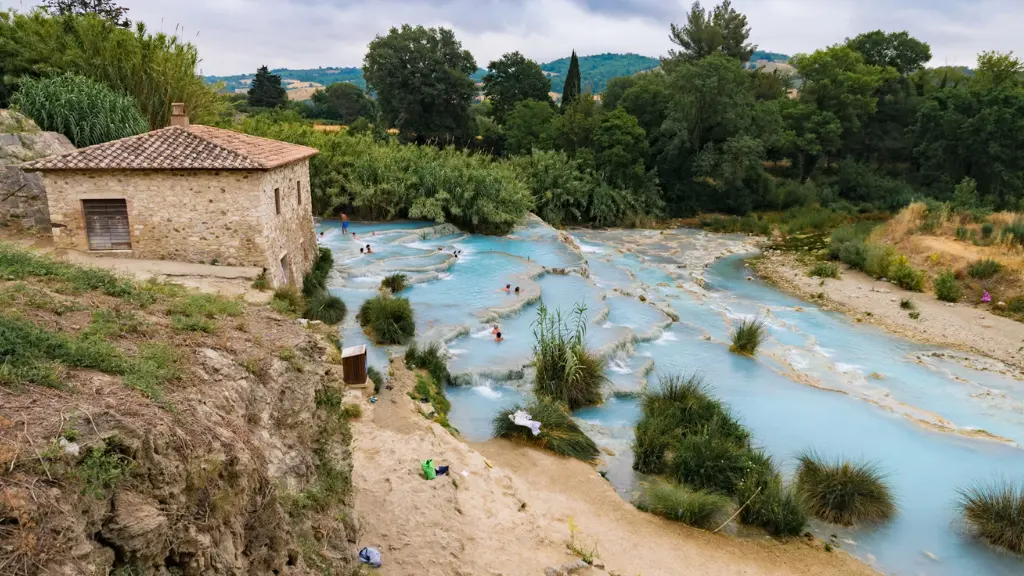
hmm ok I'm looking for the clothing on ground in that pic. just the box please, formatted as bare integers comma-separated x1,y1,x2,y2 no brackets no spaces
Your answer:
509,410,542,436
359,547,382,568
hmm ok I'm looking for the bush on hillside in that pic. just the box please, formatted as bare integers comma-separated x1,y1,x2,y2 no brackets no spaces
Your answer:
957,480,1024,554
863,243,894,279
358,294,415,344
887,255,925,292
12,73,148,147
532,303,606,410
809,261,840,279
968,259,1003,280
1002,219,1024,246
730,318,766,356
736,466,808,537
795,451,896,526
271,285,303,317
381,273,409,293
934,270,962,302
302,293,346,325
492,397,599,462
635,480,732,530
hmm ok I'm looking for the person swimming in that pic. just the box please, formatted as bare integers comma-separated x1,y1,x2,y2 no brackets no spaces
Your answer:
514,286,520,295
360,247,364,254
495,331,504,342
491,324,500,335
501,284,511,292
365,244,372,254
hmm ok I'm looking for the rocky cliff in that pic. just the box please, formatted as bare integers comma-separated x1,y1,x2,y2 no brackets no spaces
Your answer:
0,110,75,229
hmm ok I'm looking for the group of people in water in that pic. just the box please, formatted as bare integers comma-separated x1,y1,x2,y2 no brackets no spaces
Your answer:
491,284,522,342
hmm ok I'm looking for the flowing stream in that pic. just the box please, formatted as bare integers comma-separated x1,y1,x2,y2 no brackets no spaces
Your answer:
319,217,1024,576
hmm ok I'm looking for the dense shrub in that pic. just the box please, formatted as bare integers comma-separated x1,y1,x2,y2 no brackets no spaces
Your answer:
404,341,450,386
493,397,599,461
863,243,894,278
303,293,346,325
809,261,840,279
532,303,606,410
12,73,148,147
669,427,764,493
981,222,995,239
381,273,409,293
411,372,451,428
795,451,896,526
1002,219,1024,246
635,480,732,530
271,285,303,317
934,270,962,302
730,318,766,356
358,294,415,344
887,256,925,292
737,468,808,537
957,480,1024,554
367,366,384,394
968,258,1003,279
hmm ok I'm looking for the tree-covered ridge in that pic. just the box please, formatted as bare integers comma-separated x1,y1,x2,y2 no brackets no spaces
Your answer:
539,53,661,93
206,67,365,93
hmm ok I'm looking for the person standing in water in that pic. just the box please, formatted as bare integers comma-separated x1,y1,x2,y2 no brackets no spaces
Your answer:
341,213,348,235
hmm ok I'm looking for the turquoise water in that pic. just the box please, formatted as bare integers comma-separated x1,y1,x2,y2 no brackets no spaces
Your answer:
319,218,1024,575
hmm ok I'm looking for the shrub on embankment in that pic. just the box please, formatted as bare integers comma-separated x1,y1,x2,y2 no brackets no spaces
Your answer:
358,293,415,344
405,341,450,385
277,248,346,325
631,374,808,536
828,225,926,292
635,480,731,530
795,451,896,526
957,480,1024,554
533,303,606,410
493,397,599,462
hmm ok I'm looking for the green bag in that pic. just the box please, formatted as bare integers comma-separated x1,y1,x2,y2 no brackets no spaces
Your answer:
421,459,436,480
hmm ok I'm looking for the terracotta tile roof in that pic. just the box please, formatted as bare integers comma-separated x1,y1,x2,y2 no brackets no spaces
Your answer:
21,125,318,171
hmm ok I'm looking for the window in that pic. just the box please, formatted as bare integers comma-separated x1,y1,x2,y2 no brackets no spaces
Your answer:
296,181,301,205
280,254,290,285
274,188,281,215
83,199,131,250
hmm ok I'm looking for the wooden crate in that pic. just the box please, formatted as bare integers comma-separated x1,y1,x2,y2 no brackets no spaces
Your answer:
341,344,367,387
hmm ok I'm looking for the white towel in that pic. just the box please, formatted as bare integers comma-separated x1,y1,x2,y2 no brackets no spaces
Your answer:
509,410,542,436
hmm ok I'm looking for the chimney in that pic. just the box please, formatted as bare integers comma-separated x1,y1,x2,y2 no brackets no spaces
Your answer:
170,103,189,127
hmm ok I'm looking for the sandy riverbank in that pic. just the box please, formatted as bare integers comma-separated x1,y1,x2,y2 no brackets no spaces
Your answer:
754,252,1024,375
351,358,878,576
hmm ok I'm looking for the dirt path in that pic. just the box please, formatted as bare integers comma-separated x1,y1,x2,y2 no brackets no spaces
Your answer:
755,252,1024,374
351,359,878,576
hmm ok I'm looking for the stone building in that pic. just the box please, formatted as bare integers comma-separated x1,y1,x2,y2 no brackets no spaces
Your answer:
22,105,319,287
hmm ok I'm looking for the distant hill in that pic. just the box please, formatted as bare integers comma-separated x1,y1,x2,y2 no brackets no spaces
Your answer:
207,52,790,99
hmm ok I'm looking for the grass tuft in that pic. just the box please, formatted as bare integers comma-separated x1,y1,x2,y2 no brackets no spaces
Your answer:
358,294,415,344
899,298,915,310
381,273,409,293
75,438,134,498
795,451,896,526
934,269,962,303
271,285,304,317
808,261,840,279
302,292,347,325
533,303,606,410
635,480,731,530
736,465,808,537
730,318,766,356
957,480,1024,554
493,397,599,462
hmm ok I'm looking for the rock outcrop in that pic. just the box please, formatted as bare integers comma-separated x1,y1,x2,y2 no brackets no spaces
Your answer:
0,110,74,229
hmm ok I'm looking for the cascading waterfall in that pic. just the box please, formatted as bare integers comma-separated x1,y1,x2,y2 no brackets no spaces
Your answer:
320,217,1024,576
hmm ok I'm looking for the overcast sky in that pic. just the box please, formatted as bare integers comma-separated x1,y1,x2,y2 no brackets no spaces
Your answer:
9,0,1023,75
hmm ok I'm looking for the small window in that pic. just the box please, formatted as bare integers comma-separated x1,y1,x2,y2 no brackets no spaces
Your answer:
274,188,281,215
296,181,301,205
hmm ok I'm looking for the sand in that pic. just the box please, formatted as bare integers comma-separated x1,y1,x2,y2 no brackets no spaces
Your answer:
754,252,1024,374
351,359,879,576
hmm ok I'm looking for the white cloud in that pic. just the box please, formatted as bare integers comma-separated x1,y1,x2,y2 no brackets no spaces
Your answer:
10,0,1024,74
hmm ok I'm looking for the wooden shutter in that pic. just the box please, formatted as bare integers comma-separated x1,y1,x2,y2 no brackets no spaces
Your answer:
83,199,131,251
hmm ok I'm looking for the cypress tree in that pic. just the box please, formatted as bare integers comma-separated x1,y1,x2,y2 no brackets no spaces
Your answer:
248,65,288,109
560,51,581,112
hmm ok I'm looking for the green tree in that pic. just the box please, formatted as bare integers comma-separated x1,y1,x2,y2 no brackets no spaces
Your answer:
792,46,892,145
973,51,1024,89
595,107,661,217
561,51,582,111
505,99,557,155
666,1,756,66
363,24,477,142
483,51,551,124
617,72,671,140
43,0,129,28
0,11,221,126
553,94,600,161
247,65,287,109
11,73,147,147
847,30,931,75
602,75,637,110
309,82,375,123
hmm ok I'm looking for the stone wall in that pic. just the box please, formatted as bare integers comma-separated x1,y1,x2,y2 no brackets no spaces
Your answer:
44,170,269,267
0,110,75,229
255,160,317,286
